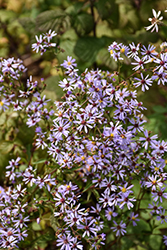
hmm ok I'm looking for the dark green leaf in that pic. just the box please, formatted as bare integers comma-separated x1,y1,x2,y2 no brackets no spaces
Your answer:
152,105,167,114
18,17,36,34
83,180,93,192
73,13,94,36
65,2,84,15
35,9,70,32
0,141,13,154
74,37,105,64
43,187,54,201
96,0,118,22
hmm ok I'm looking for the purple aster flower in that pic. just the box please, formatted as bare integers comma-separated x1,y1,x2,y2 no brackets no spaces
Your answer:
32,34,45,53
128,42,140,58
105,207,118,220
43,29,57,42
163,235,167,246
156,209,167,224
153,53,167,72
57,234,74,250
118,194,136,210
148,201,163,215
111,220,126,237
139,130,158,150
145,175,163,191
152,187,167,203
70,237,83,250
130,212,139,226
77,218,97,237
61,56,77,69
53,120,70,139
134,73,153,91
145,9,163,33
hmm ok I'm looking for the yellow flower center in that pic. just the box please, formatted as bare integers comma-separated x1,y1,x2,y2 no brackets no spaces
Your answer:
120,48,125,53
122,187,126,193
67,61,72,65
131,216,136,221
66,185,71,190
110,50,113,54
152,180,157,185
0,101,4,106
109,211,113,215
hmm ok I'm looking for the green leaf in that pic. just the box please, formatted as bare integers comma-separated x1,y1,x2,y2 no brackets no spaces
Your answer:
43,187,54,201
18,17,36,34
121,236,134,250
152,105,167,114
65,2,84,15
0,9,17,22
57,39,77,64
32,159,48,165
93,189,100,199
31,222,42,231
0,141,13,154
149,234,162,250
83,180,93,192
73,13,94,36
96,47,117,70
0,113,6,126
44,75,63,101
65,165,83,173
74,37,105,64
96,0,118,22
35,9,70,32
50,213,59,231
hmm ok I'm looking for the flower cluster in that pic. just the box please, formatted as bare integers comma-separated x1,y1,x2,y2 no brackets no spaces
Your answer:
32,29,57,55
108,40,167,91
0,26,167,250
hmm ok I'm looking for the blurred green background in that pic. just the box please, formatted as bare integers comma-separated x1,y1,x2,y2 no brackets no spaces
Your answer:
1,0,167,177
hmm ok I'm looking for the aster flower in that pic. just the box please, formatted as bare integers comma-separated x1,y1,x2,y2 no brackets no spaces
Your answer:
128,42,140,58
61,56,77,69
111,220,126,237
152,68,167,85
153,53,167,72
145,9,163,32
133,73,153,92
32,35,45,54
57,234,74,250
152,187,167,203
157,209,167,224
105,207,118,220
130,212,139,226
148,201,163,215
145,175,163,191
43,29,57,42
141,44,158,60
139,130,158,150
163,235,167,246
118,194,136,210
77,218,97,237
70,237,83,250
132,56,147,71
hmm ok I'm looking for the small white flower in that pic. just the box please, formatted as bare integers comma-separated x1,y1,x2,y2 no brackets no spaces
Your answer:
145,9,163,32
